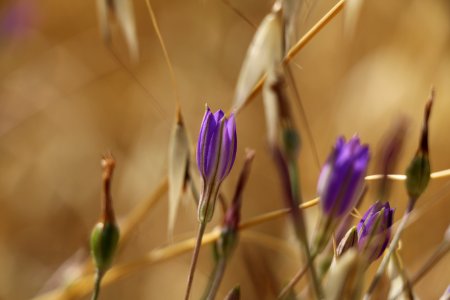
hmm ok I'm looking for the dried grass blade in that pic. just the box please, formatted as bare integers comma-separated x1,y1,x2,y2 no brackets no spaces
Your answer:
282,0,302,50
96,0,111,44
114,0,139,61
233,9,283,111
324,250,363,300
387,250,415,300
168,107,190,237
344,0,364,39
262,70,281,144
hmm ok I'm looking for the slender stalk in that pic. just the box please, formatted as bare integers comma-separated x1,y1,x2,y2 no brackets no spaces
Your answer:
391,240,450,300
288,163,323,300
202,258,227,300
144,0,180,104
271,143,322,300
364,208,413,299
120,178,168,248
391,250,414,300
220,0,256,29
185,220,207,300
278,251,318,299
410,241,450,287
91,271,103,300
284,64,321,171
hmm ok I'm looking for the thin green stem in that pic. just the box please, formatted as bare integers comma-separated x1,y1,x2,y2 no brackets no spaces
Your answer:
202,257,227,300
185,220,207,300
364,209,412,299
286,158,323,299
91,270,103,300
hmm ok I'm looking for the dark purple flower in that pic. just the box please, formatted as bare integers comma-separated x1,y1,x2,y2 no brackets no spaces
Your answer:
196,106,237,222
357,201,394,262
318,136,370,218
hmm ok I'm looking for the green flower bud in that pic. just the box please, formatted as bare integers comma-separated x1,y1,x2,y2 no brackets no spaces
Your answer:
405,89,433,207
90,221,120,273
405,152,430,201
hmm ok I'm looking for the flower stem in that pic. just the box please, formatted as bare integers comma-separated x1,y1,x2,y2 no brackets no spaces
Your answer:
278,251,318,299
185,220,207,300
364,207,413,299
202,257,227,300
287,160,323,300
91,270,103,300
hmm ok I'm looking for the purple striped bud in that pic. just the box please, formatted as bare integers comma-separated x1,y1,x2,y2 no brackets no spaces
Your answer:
196,106,237,222
357,201,394,263
318,136,370,218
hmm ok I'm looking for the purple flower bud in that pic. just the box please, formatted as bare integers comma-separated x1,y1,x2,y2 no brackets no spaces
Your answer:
318,136,370,218
196,106,237,222
357,201,394,263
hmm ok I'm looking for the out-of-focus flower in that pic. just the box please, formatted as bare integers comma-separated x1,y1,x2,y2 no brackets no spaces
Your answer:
357,201,394,263
318,136,370,218
196,106,237,223
0,0,35,38
314,136,370,254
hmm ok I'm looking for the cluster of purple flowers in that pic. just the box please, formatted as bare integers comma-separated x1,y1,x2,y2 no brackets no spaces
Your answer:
318,136,394,262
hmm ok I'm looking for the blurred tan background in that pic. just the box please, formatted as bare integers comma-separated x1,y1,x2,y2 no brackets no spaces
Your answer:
0,0,449,299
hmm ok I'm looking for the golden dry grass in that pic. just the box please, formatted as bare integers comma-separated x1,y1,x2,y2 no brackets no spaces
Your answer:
0,0,449,299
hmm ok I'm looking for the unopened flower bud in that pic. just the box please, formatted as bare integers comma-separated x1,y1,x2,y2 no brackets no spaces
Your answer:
314,136,369,253
90,221,120,274
405,90,433,207
318,136,370,218
405,153,430,202
90,155,120,275
357,201,394,263
196,106,237,223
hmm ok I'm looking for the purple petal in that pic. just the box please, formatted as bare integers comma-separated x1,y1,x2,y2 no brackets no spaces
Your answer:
204,121,222,179
197,107,217,177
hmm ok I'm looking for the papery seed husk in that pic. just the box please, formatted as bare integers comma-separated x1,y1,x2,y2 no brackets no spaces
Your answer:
233,9,283,111
113,0,139,61
325,249,363,300
263,69,281,144
168,109,190,237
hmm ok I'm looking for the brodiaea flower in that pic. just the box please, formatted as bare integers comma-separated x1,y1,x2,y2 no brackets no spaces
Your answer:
196,106,237,223
318,136,370,218
357,201,394,263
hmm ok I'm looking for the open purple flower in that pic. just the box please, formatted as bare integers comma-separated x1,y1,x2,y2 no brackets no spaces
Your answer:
196,106,237,222
318,136,370,218
357,201,394,263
